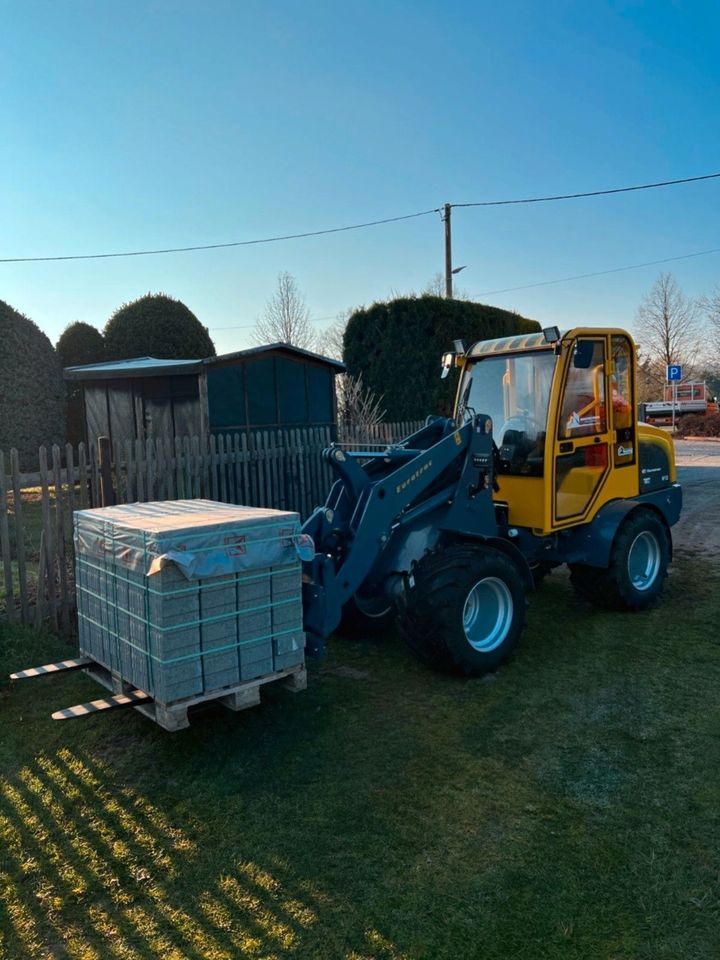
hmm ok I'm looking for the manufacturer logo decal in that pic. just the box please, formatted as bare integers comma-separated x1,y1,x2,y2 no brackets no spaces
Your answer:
396,459,433,494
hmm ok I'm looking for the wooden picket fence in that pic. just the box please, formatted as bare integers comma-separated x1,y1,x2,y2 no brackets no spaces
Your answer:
0,421,423,629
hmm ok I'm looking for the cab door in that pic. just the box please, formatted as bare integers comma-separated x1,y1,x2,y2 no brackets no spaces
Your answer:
552,337,613,527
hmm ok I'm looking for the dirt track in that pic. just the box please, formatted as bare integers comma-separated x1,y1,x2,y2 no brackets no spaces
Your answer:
672,439,720,560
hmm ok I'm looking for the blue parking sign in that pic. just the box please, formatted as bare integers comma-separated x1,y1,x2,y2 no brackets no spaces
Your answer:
667,364,682,382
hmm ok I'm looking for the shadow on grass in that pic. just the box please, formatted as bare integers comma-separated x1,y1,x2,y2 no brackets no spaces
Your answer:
1,557,719,960
0,741,416,959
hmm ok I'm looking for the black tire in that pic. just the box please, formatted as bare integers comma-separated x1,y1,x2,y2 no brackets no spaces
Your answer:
397,544,527,676
570,509,670,610
336,592,396,639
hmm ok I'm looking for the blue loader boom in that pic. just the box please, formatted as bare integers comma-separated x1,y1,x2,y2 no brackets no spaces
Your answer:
301,415,529,658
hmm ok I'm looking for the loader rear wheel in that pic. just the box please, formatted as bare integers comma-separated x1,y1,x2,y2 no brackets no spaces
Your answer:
397,544,527,676
336,592,395,639
570,510,670,610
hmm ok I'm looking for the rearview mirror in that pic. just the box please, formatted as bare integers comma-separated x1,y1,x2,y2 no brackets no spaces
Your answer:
440,351,455,380
573,341,595,369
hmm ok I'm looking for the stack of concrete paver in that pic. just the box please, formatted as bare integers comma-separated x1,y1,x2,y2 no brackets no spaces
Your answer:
74,500,306,704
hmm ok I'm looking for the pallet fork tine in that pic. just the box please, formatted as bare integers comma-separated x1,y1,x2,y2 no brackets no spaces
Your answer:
9,657,93,681
52,689,153,721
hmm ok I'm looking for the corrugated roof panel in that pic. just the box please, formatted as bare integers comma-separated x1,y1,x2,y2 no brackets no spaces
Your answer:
469,332,550,357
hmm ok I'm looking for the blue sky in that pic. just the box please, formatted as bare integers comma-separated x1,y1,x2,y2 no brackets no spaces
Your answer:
1,0,719,355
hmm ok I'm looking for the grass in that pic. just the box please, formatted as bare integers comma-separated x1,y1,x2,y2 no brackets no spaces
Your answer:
0,560,719,960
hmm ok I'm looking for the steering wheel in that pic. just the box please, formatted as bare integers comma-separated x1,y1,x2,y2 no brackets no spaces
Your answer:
498,415,544,445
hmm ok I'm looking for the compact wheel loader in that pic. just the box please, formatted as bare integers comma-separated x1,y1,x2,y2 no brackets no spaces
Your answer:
10,327,683,725
301,327,681,675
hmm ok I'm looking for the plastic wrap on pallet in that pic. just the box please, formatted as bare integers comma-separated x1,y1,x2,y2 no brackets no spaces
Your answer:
74,500,309,704
75,500,313,576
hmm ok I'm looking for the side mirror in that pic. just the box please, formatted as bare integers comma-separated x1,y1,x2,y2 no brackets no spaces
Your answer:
573,341,595,369
440,351,456,380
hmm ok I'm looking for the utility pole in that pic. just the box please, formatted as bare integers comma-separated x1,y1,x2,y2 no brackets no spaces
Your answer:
443,203,453,298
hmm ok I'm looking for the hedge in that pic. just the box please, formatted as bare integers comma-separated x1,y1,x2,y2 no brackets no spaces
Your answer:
104,293,215,361
0,300,65,466
343,296,540,420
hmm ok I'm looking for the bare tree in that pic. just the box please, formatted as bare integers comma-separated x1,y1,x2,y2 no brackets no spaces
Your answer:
700,286,720,372
315,311,385,433
635,350,662,405
634,273,703,386
422,273,446,297
421,272,470,300
337,372,385,434
317,311,349,361
253,272,316,349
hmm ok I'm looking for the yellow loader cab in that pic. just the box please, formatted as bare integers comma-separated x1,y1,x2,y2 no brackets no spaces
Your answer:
435,326,682,621
453,327,677,536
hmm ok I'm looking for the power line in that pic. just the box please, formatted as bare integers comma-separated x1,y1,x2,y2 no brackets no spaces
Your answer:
472,246,720,297
454,172,720,208
0,209,439,264
1,170,718,264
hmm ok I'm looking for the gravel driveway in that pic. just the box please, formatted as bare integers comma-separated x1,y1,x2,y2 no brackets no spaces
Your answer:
673,439,720,559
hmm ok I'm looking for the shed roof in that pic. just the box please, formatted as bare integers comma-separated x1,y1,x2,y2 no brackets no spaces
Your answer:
64,356,202,379
64,342,345,380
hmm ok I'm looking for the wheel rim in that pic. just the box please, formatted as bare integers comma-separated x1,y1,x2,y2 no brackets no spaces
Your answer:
627,530,662,591
462,577,514,652
354,593,393,619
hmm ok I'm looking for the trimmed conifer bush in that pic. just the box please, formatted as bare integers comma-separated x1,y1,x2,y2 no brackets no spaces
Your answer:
56,321,106,444
0,300,65,465
56,321,105,368
343,296,540,420
104,293,215,361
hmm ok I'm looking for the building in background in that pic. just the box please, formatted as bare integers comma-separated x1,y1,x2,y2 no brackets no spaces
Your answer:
64,343,345,446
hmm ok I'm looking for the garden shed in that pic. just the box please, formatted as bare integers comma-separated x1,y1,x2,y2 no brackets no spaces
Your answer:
64,343,345,445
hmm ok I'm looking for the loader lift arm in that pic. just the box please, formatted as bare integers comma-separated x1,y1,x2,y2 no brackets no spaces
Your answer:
300,415,502,653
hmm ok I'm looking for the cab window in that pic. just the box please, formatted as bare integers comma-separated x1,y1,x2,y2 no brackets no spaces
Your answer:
611,336,635,466
558,340,607,439
458,351,555,476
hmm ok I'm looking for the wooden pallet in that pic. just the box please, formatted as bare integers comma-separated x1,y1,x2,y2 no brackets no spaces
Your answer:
10,655,307,732
82,660,307,732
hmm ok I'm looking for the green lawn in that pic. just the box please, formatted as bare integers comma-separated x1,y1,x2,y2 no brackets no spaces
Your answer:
1,561,718,960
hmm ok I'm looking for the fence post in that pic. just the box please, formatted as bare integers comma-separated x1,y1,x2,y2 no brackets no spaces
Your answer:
38,447,58,631
52,444,70,632
0,451,16,622
10,449,28,622
98,436,115,507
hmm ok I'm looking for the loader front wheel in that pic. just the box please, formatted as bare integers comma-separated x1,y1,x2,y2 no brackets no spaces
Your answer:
398,544,527,676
